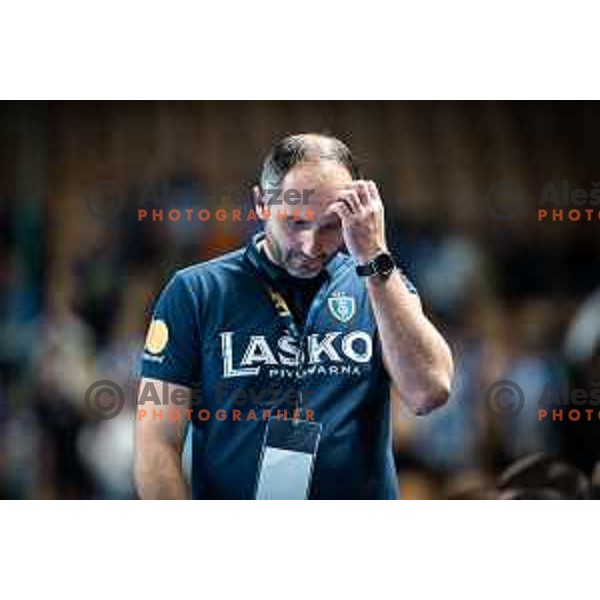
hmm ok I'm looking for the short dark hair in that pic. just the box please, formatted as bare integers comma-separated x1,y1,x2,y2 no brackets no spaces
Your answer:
259,133,361,190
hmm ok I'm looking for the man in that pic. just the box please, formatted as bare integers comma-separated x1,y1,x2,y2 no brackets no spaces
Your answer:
135,133,453,499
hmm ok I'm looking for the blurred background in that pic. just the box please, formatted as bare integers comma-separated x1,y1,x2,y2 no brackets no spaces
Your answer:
1,100,600,499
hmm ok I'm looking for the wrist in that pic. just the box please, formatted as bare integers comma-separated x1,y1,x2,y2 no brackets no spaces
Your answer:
355,245,389,266
355,249,396,279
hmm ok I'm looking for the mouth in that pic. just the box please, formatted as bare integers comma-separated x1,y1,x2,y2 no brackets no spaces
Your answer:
298,256,323,268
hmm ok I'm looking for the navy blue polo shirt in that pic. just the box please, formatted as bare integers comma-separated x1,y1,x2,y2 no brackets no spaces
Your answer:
141,232,417,499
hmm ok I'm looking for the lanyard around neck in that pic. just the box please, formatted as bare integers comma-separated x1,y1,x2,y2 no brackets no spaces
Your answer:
265,285,301,339
264,284,309,417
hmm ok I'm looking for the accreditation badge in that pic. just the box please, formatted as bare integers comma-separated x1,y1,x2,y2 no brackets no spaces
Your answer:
254,417,322,500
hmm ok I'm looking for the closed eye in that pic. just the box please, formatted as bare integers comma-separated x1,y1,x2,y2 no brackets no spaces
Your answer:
320,221,340,232
288,219,311,228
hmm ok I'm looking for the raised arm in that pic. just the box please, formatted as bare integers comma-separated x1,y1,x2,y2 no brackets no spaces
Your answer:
329,180,454,415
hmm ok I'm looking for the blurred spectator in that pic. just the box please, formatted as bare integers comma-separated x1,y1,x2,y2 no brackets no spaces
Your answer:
561,287,600,472
497,453,590,500
498,299,565,460
31,287,97,498
75,274,150,499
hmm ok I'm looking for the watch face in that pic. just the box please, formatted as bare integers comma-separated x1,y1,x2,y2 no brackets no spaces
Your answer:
374,253,395,275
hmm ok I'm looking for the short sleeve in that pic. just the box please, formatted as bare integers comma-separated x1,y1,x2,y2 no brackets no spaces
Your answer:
140,271,201,388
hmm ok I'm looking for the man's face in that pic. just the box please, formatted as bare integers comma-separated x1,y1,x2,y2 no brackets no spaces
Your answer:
258,162,352,278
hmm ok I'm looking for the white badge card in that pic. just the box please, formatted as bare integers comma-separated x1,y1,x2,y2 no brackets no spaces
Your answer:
254,417,322,500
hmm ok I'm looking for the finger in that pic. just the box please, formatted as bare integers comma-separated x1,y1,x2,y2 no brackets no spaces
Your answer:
341,180,374,208
367,180,382,205
327,200,352,224
337,190,362,214
353,180,371,207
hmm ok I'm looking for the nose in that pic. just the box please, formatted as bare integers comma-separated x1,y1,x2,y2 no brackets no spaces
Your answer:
300,230,322,258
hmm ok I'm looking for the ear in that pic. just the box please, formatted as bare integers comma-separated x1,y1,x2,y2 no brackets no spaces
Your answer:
253,185,267,222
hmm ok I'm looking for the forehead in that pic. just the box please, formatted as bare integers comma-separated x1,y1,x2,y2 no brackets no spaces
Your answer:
279,161,353,211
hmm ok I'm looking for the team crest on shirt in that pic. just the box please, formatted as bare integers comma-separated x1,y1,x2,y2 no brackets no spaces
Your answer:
327,292,356,323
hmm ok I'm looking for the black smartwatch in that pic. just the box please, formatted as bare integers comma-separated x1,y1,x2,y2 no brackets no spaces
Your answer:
355,252,396,279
